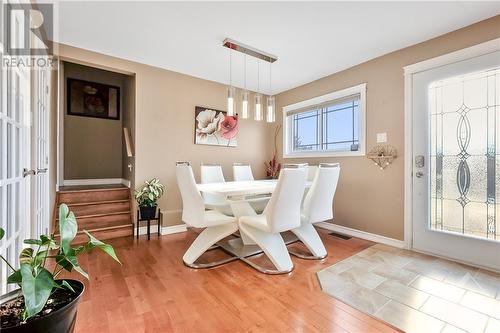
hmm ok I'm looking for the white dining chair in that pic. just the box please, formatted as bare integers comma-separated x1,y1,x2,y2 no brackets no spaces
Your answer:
232,163,254,181
233,163,268,214
176,162,238,268
238,166,307,274
200,163,233,216
290,163,340,259
306,164,318,182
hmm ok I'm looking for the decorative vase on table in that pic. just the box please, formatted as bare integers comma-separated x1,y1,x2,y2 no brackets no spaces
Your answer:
265,124,282,179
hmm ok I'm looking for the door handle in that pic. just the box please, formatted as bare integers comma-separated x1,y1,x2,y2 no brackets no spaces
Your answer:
36,168,48,174
415,171,424,178
23,168,36,177
415,155,425,168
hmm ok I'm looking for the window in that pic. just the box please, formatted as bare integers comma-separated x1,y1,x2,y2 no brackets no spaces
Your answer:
283,83,366,158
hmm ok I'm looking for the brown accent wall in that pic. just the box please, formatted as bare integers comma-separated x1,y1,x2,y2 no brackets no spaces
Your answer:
273,16,500,240
54,44,271,226
63,62,126,180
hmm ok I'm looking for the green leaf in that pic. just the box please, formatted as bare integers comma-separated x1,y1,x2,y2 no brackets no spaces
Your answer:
59,204,77,255
19,248,34,265
0,227,4,240
65,254,89,279
39,235,58,249
20,264,56,320
33,250,48,267
23,239,42,245
40,235,51,243
60,280,75,293
55,254,73,272
83,230,121,264
7,269,21,284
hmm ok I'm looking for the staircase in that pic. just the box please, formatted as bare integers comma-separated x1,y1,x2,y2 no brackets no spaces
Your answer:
53,185,134,243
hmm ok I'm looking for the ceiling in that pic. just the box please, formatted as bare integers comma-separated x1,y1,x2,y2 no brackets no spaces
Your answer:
55,1,499,95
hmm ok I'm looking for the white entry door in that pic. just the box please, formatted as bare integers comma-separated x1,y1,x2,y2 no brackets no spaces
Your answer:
409,41,500,271
0,51,31,292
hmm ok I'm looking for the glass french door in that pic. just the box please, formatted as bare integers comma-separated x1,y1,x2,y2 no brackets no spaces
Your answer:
412,48,500,271
32,67,50,238
0,53,31,292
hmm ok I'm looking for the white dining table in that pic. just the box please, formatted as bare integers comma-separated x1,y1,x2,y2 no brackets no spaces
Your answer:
195,179,311,259
196,179,280,198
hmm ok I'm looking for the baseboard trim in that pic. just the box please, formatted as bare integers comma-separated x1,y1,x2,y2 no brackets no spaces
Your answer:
134,223,187,236
121,179,131,188
316,222,406,248
63,178,125,186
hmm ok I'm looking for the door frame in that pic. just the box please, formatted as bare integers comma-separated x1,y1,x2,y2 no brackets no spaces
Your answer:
403,38,500,260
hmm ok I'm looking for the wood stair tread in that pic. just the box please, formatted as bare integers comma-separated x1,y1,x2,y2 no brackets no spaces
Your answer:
66,199,130,207
58,187,128,194
54,223,133,236
56,211,131,221
53,186,133,242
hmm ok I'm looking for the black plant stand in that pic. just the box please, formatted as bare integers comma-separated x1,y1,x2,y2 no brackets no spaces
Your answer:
136,209,161,240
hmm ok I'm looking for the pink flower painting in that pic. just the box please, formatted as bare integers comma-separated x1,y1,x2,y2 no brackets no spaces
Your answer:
194,106,238,147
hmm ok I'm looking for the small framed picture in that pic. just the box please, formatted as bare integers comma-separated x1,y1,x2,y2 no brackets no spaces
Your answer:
67,78,120,120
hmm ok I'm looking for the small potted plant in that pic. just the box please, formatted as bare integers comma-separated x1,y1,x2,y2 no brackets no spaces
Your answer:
0,204,121,333
134,178,164,220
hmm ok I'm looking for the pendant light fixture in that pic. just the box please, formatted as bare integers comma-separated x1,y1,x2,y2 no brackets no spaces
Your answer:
266,61,275,123
222,38,277,122
227,47,235,116
241,53,249,119
254,59,263,121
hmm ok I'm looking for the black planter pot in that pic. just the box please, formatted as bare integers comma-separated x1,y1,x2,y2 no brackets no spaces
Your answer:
0,279,84,333
140,205,157,220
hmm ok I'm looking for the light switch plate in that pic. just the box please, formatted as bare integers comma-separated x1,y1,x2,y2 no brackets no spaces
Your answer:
377,132,387,143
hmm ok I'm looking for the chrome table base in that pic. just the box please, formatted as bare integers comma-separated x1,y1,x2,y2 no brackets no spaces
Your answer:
185,231,323,274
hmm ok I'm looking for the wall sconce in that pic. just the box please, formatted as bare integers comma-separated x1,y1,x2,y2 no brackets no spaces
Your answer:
367,144,397,170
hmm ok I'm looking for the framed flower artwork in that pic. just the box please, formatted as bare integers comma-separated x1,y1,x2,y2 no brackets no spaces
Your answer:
194,106,238,147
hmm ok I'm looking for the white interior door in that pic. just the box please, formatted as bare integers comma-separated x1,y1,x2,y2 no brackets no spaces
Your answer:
0,50,31,292
32,67,50,238
411,45,500,271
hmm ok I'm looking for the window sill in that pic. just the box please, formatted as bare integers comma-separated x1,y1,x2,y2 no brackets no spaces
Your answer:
283,150,365,159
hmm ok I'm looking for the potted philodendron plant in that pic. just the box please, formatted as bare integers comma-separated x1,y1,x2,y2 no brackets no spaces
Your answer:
0,204,121,333
134,178,164,220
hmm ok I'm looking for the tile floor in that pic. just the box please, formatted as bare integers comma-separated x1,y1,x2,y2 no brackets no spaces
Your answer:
317,244,500,333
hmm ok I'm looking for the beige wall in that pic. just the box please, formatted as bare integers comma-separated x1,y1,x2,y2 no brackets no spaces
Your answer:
53,16,499,232
54,44,272,226
63,62,126,180
122,75,136,187
273,16,500,240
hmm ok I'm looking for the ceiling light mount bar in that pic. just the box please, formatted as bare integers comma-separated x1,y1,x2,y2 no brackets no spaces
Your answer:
223,38,278,63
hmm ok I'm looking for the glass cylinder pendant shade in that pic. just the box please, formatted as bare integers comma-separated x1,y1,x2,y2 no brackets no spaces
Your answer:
266,95,275,123
227,86,235,116
241,90,249,119
254,94,263,121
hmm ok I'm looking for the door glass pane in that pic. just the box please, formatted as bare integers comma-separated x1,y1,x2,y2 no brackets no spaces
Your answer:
7,122,11,178
14,72,20,122
429,67,499,240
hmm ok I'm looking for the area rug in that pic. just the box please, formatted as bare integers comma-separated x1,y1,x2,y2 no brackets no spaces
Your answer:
317,244,500,333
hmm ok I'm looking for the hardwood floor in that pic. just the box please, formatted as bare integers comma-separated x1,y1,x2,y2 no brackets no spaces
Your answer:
60,227,400,333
